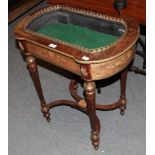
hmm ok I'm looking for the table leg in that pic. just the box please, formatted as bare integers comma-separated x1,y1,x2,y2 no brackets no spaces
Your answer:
119,68,128,115
130,37,146,75
84,81,100,150
26,55,51,122
138,37,146,69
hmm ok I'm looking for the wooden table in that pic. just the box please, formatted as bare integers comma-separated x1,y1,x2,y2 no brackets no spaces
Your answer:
15,5,139,150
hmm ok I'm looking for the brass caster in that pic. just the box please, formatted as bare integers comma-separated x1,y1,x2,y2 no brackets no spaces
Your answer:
41,106,51,122
120,110,124,116
44,112,51,122
91,131,100,150
92,141,99,150
94,145,99,150
119,105,126,116
46,117,51,122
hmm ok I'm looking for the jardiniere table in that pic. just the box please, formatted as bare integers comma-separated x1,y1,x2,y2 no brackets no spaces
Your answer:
14,5,139,150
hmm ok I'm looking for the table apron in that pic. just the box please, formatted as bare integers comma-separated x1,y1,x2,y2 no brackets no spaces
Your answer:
23,41,81,75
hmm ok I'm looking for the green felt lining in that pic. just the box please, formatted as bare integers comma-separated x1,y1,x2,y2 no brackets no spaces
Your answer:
37,23,119,51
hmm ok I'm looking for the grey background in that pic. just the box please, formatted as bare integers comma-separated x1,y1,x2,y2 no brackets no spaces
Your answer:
9,2,146,155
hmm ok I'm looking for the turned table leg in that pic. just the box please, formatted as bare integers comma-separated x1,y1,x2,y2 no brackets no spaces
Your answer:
84,81,100,150
26,55,51,122
119,68,128,115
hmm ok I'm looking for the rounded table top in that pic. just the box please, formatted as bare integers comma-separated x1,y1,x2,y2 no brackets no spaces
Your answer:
15,5,139,64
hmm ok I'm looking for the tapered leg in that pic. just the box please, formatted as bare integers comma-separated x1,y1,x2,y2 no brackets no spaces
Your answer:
84,81,100,150
143,41,146,69
26,55,51,122
97,87,101,94
138,37,146,69
119,68,128,115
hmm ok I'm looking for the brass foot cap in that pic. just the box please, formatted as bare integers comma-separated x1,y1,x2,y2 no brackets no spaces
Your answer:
94,145,99,150
46,117,51,122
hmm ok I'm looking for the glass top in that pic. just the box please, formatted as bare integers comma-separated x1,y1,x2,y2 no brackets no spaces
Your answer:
27,9,126,52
